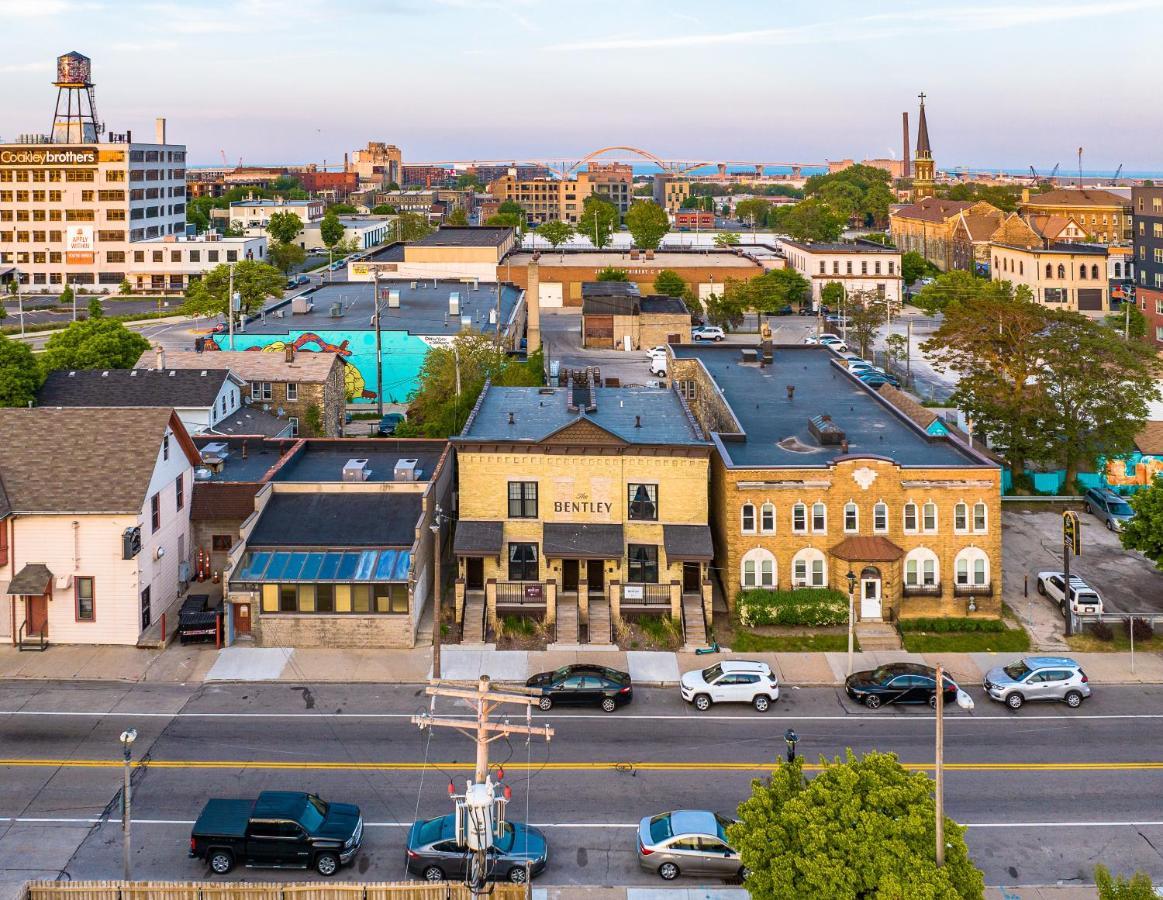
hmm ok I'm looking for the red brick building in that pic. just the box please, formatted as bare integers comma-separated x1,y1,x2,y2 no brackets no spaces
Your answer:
298,170,358,197
674,209,715,231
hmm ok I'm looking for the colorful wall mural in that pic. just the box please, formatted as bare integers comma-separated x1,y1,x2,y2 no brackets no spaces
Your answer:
203,329,436,404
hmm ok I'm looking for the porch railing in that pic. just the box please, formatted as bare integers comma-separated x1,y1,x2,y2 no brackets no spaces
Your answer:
902,583,943,597
621,583,671,606
495,581,547,606
954,582,993,597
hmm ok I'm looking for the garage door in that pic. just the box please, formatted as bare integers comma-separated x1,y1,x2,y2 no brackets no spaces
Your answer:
1077,288,1104,311
538,282,563,308
584,315,614,349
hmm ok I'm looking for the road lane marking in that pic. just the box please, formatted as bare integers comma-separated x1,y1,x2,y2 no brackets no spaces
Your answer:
2,758,1163,772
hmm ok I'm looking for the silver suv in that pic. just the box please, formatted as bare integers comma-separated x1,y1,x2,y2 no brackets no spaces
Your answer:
983,656,1091,710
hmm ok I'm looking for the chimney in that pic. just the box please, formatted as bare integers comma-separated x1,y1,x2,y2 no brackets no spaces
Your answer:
786,385,795,401
841,439,849,454
155,117,167,144
902,111,910,179
526,259,541,353
285,344,295,363
154,345,165,371
1022,188,1030,204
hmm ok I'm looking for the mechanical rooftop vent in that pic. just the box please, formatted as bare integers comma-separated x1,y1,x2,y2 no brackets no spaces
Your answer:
776,436,820,453
808,414,845,445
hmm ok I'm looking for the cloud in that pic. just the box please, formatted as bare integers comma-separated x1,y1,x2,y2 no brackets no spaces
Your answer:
547,0,1162,51
0,0,101,15
0,60,53,73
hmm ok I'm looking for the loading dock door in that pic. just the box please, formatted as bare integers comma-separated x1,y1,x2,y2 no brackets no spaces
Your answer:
539,282,563,308
584,315,614,349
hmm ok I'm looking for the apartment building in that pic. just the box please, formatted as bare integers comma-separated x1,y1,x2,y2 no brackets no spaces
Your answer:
1133,185,1163,344
488,172,595,225
780,240,904,305
652,174,690,214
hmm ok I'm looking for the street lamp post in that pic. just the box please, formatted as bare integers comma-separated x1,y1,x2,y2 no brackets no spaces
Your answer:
846,569,857,676
120,728,137,881
429,504,447,679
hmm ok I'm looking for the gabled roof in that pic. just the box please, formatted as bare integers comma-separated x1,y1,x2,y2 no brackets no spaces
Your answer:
0,407,197,514
892,197,974,223
38,368,237,409
957,210,1005,242
135,350,341,384
1134,422,1163,456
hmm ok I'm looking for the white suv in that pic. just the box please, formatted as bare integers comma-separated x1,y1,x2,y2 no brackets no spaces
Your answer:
692,325,725,342
1036,571,1104,616
679,660,780,712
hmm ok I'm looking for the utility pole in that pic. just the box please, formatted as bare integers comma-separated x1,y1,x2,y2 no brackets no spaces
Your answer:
120,728,137,881
934,664,944,868
227,262,237,351
412,677,554,896
429,503,447,679
373,270,384,417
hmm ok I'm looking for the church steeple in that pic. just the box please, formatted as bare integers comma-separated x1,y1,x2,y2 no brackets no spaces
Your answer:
912,92,935,201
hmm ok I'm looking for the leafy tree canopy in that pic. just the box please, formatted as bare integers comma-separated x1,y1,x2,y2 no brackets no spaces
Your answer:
319,213,346,250
1121,478,1163,568
653,269,688,298
396,211,435,242
577,195,619,249
804,164,895,226
87,297,104,319
0,334,43,406
774,198,846,242
735,198,773,226
1096,864,1160,899
714,232,740,247
41,318,150,372
625,201,670,250
902,250,934,286
485,212,524,229
596,267,629,282
327,202,359,215
268,241,307,275
498,200,526,217
935,182,1024,213
1104,302,1147,341
535,220,574,251
445,207,469,226
180,260,284,323
266,211,304,245
728,750,984,900
455,173,485,190
371,204,397,215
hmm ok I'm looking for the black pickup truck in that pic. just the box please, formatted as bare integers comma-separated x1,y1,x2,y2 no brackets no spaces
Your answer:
190,791,363,876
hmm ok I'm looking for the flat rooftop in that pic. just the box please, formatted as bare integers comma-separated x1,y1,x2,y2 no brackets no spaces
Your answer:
671,344,989,469
193,436,286,483
780,240,899,254
411,227,513,247
272,440,445,483
362,243,406,262
244,280,519,337
505,250,763,269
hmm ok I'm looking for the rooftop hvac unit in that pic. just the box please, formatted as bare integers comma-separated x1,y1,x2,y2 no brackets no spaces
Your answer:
194,467,214,481
329,303,344,318
342,458,371,482
394,458,420,481
201,441,229,458
388,289,400,308
410,281,417,289
449,292,460,314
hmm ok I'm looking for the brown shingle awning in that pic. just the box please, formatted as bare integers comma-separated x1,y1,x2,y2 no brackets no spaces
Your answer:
453,521,504,556
543,523,624,559
7,563,53,596
663,525,714,561
830,536,904,563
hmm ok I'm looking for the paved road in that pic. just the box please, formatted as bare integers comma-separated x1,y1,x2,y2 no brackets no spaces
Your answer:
2,680,1162,889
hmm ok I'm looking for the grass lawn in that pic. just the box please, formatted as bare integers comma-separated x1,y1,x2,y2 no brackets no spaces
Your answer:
1066,632,1163,653
730,631,855,653
901,629,1030,653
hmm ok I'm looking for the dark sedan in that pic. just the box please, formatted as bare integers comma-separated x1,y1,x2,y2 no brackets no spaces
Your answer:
405,813,547,884
844,663,958,710
525,664,633,713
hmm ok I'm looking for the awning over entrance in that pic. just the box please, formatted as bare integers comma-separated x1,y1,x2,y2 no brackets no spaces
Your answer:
830,536,904,562
543,523,624,559
663,525,714,561
453,520,504,555
7,563,53,596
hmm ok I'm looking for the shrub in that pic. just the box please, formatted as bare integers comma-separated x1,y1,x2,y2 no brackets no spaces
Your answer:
1090,620,1114,641
1125,617,1154,642
897,617,1006,634
737,588,848,627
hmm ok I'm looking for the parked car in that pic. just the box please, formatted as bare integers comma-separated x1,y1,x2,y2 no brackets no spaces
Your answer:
844,663,959,710
650,357,668,377
377,412,406,436
857,370,900,387
679,660,779,712
645,345,668,358
406,813,547,884
818,336,849,353
691,325,725,342
1036,571,1104,616
189,791,363,876
1084,487,1135,531
525,663,632,712
637,810,742,881
177,593,221,644
983,656,1091,709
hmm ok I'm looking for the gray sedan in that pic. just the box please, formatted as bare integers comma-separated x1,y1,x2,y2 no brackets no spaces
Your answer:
637,810,743,881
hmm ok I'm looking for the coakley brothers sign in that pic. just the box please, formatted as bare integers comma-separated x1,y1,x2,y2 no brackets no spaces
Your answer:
0,147,97,166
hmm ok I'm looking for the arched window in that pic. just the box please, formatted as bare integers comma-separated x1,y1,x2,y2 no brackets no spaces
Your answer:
903,501,918,533
1045,263,1053,278
955,547,990,587
953,502,968,533
994,256,999,270
1057,264,1066,279
972,502,988,532
760,502,775,533
1092,264,1100,280
811,502,827,532
1019,260,1024,275
922,501,938,532
741,548,776,589
792,548,827,588
904,547,939,588
792,502,807,533
741,503,756,534
873,501,888,533
1079,264,1087,280
844,501,858,533
1114,262,1122,278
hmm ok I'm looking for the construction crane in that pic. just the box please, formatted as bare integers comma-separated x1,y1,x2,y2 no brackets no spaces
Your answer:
1113,163,1124,182
220,149,228,167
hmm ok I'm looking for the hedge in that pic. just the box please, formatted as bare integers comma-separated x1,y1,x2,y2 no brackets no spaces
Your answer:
737,588,848,627
897,617,1006,633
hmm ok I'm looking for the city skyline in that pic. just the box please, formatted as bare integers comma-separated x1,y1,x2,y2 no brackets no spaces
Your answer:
0,0,1160,169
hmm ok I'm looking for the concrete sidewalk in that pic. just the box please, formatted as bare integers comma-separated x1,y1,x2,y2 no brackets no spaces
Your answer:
535,889,1101,900
1,641,1162,687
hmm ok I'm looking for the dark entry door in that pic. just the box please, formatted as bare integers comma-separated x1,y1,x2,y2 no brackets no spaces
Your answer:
466,557,484,591
586,559,604,594
140,586,152,630
562,559,579,593
26,595,48,636
683,562,701,593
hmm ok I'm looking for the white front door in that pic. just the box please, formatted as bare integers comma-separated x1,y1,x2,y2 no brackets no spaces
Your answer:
860,578,882,620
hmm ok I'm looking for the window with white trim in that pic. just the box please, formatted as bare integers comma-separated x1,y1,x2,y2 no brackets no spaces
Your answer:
792,502,807,533
760,502,775,533
953,502,968,533
973,502,987,532
741,503,756,534
843,502,858,533
873,501,888,533
904,547,939,587
955,548,989,586
903,502,918,533
811,502,826,533
741,548,776,589
792,548,827,587
922,501,937,533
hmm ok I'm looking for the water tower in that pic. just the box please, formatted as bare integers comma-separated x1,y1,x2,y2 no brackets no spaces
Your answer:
50,51,103,143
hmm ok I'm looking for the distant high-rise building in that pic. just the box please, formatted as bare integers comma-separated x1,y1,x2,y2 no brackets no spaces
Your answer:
350,142,402,187
911,93,936,201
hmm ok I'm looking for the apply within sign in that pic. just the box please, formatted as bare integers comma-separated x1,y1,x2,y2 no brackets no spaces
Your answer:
65,226,95,265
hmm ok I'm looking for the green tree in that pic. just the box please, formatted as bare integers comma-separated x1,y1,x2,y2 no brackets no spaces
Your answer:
729,750,983,900
445,207,469,226
1105,302,1147,341
885,331,908,368
86,297,104,319
485,212,524,229
747,268,812,319
0,334,42,406
901,251,932,286
804,163,895,226
704,283,747,331
497,200,525,217
625,201,670,250
268,241,307,275
40,319,150,372
302,403,324,438
653,269,688,298
266,211,304,245
1095,865,1157,899
371,204,397,215
1121,478,1163,568
455,173,484,190
118,278,132,296
577,195,619,249
535,220,574,259
845,290,889,359
778,198,845,242
327,202,359,215
269,175,305,197
915,269,995,314
734,198,772,227
319,213,345,255
396,212,435,242
820,280,845,312
714,232,740,247
60,284,74,310
180,259,284,324
596,267,629,282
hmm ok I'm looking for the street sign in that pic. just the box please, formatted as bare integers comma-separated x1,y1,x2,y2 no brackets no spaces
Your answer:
1062,510,1081,557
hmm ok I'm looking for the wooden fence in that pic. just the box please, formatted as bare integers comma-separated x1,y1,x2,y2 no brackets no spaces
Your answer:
26,882,528,900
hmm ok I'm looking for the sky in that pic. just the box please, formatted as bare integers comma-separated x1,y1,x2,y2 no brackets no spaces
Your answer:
1,0,1161,171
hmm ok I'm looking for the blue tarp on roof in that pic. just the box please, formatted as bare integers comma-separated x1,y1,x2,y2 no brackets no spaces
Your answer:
232,549,411,584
